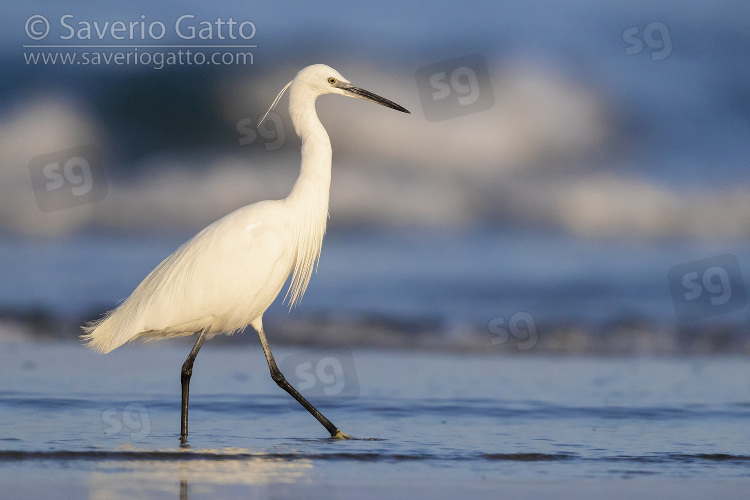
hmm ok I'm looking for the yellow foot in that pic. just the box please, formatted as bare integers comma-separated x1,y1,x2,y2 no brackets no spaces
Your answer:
331,430,352,440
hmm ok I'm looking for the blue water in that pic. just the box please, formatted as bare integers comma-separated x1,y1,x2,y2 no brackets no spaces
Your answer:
2,229,750,332
1,342,749,498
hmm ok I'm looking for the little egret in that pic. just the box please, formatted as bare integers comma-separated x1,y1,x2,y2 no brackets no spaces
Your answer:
82,64,409,441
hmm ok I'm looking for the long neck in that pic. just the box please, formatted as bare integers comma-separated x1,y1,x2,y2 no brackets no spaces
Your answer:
284,84,332,306
287,92,332,207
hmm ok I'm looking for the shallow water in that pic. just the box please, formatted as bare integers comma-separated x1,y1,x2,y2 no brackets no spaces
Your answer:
1,341,749,498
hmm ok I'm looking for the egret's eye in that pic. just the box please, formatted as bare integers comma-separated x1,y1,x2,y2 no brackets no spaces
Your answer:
327,77,337,85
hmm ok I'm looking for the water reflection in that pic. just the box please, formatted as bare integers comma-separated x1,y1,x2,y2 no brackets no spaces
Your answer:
87,449,314,498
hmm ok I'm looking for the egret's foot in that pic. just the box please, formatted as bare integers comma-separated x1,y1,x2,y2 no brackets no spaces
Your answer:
331,430,352,440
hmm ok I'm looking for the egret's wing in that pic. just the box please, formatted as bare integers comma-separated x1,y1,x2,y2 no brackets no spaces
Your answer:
140,201,295,334
83,201,294,352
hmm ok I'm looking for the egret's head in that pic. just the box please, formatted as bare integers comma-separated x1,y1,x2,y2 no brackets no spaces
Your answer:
296,64,410,112
260,64,409,126
294,64,348,94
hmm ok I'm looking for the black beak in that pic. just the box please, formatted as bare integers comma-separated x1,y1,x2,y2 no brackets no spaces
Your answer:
339,83,410,114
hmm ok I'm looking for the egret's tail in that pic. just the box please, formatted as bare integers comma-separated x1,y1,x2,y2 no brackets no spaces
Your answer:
81,307,136,354
81,289,155,353
80,318,110,353
81,236,187,353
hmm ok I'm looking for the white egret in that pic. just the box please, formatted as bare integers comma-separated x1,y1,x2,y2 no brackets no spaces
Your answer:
82,64,410,441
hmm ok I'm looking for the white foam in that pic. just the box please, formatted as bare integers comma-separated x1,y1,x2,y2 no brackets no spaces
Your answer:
0,95,101,235
2,64,750,240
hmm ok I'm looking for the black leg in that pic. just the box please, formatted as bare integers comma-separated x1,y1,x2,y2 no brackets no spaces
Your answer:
256,326,350,439
181,330,207,442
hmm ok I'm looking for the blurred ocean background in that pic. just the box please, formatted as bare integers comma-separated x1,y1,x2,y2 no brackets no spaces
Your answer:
2,0,750,353
2,1,750,498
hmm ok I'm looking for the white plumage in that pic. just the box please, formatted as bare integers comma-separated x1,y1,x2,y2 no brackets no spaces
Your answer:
81,64,409,440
